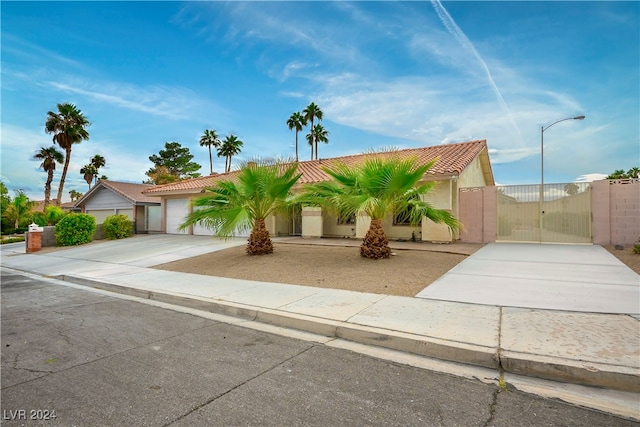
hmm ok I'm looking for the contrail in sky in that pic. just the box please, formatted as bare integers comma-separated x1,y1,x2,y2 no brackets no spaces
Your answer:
431,0,525,146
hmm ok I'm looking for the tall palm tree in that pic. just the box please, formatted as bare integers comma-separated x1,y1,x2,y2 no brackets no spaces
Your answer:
218,134,244,173
302,102,323,160
286,112,307,162
80,164,98,189
300,156,460,259
69,189,83,202
45,103,91,205
90,154,106,184
199,129,221,175
33,146,64,208
180,159,302,255
308,123,329,159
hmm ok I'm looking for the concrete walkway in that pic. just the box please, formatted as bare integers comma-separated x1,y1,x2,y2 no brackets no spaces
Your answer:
1,235,638,396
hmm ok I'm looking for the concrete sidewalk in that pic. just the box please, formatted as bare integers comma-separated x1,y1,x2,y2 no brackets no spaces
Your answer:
1,235,638,395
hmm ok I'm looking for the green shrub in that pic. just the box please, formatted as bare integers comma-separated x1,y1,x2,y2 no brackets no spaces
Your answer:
29,211,47,227
55,213,96,246
44,205,66,225
103,214,133,240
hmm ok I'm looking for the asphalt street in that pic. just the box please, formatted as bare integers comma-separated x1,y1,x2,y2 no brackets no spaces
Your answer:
1,269,637,427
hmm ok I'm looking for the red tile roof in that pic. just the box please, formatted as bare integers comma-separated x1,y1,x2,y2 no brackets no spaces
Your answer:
144,140,492,195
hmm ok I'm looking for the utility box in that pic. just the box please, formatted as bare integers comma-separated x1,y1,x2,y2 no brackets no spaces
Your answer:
26,223,44,253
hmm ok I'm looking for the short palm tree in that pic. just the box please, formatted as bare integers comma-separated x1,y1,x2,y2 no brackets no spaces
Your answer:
91,154,106,184
180,159,302,255
45,103,91,205
300,156,460,259
218,134,244,173
307,123,329,159
302,102,323,160
80,164,98,189
286,112,307,162
33,146,64,207
200,129,221,174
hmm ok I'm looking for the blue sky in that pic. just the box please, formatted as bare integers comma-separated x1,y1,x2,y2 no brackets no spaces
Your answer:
2,1,638,202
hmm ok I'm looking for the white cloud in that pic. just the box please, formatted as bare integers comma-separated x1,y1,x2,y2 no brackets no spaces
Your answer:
576,173,608,182
0,124,150,202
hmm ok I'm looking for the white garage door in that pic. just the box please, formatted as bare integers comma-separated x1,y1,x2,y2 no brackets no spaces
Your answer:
166,199,189,234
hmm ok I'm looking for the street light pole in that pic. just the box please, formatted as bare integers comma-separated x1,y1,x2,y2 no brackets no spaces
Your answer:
539,115,585,241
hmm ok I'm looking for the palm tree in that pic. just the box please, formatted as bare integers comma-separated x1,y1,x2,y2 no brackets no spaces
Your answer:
218,134,244,173
80,164,98,189
91,154,106,184
33,146,64,208
286,112,307,162
45,103,90,205
199,129,221,175
302,102,323,160
69,189,83,202
308,124,329,159
4,191,35,230
180,159,302,255
627,167,640,179
300,156,460,259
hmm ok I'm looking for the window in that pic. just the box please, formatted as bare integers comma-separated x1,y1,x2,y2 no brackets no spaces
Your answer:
393,209,412,226
337,214,356,225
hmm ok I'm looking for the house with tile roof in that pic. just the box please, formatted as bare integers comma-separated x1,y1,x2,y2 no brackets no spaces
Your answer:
75,180,161,233
143,140,494,242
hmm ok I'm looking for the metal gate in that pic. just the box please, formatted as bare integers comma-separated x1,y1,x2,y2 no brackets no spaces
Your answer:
496,183,592,243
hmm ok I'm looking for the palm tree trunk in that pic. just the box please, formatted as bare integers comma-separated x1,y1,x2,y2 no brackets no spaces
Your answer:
360,219,391,259
295,131,299,162
247,218,273,255
44,170,54,208
208,146,213,174
56,148,72,205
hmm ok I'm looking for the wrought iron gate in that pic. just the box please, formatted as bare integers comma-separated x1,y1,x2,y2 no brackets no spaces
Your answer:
496,183,592,243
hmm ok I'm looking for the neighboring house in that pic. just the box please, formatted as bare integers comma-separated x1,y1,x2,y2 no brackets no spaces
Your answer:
143,140,495,242
31,200,79,213
75,180,161,233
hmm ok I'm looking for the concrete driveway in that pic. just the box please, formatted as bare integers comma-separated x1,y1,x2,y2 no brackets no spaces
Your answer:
416,243,640,315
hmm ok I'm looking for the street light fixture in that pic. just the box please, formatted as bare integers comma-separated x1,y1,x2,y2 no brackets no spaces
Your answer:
539,115,585,241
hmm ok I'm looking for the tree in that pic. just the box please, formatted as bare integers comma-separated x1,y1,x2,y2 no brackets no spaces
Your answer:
80,164,98,189
306,123,329,159
299,156,460,259
564,183,579,196
180,159,301,255
302,102,323,160
33,146,64,208
606,167,639,179
3,190,36,230
146,142,202,184
45,103,91,205
287,112,307,162
0,181,10,232
199,129,221,175
91,154,106,184
218,134,244,173
69,189,83,202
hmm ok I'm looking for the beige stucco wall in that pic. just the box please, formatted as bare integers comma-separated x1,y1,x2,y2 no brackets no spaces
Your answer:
302,206,323,238
323,214,357,238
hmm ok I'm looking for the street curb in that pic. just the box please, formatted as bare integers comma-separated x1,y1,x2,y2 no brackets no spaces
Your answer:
59,274,639,392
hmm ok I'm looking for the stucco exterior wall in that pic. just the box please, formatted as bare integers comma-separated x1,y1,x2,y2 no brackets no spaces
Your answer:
592,179,639,245
323,214,357,238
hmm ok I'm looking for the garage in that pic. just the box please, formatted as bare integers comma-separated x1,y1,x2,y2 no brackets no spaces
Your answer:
85,209,115,224
165,199,189,234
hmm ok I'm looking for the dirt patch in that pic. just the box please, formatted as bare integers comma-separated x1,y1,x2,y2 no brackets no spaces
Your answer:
154,243,467,297
604,245,640,274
